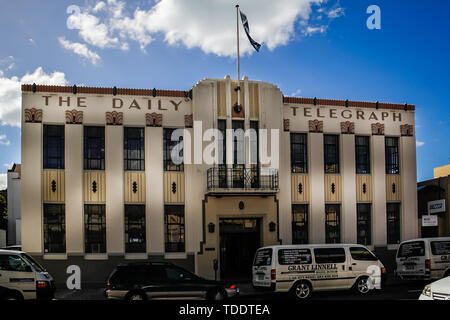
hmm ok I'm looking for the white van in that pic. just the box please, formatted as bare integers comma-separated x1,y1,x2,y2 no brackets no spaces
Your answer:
395,237,450,281
252,244,386,299
0,249,55,300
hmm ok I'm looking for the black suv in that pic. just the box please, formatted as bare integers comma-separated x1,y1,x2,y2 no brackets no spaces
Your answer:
104,262,238,300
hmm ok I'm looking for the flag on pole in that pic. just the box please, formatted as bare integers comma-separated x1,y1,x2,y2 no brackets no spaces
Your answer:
239,10,261,52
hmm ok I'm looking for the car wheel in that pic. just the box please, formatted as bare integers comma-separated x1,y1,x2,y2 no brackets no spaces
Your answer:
126,291,146,301
292,281,312,300
355,276,371,294
209,289,225,301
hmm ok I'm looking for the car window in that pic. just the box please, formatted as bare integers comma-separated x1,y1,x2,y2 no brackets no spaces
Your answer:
253,249,273,266
398,241,425,258
0,255,30,272
314,248,346,264
21,253,46,272
430,241,450,255
165,267,196,281
278,249,312,265
350,247,378,261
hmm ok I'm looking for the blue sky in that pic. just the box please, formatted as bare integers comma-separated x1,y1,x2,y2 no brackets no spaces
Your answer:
0,0,449,188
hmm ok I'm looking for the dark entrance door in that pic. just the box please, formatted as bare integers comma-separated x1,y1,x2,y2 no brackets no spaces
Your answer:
219,218,261,281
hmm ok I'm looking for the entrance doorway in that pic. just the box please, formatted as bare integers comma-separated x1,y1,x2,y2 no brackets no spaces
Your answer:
219,218,261,280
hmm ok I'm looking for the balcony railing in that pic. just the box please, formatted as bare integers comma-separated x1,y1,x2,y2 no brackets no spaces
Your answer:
207,167,279,193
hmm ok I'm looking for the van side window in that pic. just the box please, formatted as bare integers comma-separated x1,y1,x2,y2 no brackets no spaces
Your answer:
278,249,312,265
314,248,346,264
397,241,425,258
254,249,273,266
0,255,30,272
350,247,378,261
430,241,450,255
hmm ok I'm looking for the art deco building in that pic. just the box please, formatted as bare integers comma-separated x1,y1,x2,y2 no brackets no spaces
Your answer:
21,76,418,283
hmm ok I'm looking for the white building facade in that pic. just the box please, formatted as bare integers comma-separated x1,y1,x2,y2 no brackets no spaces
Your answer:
21,77,418,283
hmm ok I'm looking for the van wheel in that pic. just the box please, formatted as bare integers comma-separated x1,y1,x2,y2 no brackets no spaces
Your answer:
292,281,312,300
4,291,23,301
125,291,147,301
355,276,371,294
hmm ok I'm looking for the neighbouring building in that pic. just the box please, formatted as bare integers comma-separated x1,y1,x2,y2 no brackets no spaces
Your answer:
418,167,449,238
7,163,21,246
21,76,418,284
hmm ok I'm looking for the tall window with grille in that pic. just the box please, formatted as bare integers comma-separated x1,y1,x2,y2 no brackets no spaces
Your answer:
163,128,184,172
292,204,308,244
164,205,185,253
84,126,105,170
291,133,308,173
43,204,66,253
125,205,146,253
232,120,245,188
217,120,227,188
385,137,400,174
324,135,340,174
387,203,401,244
357,203,372,245
124,127,145,171
355,136,371,174
43,125,65,169
325,204,341,243
250,121,260,188
84,204,106,253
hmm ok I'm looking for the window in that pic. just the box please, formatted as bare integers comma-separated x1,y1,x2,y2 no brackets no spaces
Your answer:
165,266,196,281
250,121,260,188
43,204,66,253
324,135,340,173
292,204,308,244
124,127,145,171
397,241,425,258
253,249,273,266
43,125,65,169
431,241,450,255
325,204,341,244
125,205,146,253
385,137,400,174
278,249,312,265
84,204,106,253
291,133,308,173
314,248,346,264
357,203,372,246
163,128,184,171
217,120,227,188
84,126,105,170
0,255,30,272
350,247,378,261
387,203,401,245
164,205,185,253
232,120,245,167
355,136,370,174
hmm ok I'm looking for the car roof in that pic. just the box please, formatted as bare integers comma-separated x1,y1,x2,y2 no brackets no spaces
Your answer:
400,237,450,243
258,244,368,250
117,261,174,268
0,249,25,255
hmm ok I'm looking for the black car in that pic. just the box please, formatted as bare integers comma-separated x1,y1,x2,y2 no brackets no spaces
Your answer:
104,262,239,300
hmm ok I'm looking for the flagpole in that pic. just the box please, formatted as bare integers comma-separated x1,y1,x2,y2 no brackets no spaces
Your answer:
236,4,241,104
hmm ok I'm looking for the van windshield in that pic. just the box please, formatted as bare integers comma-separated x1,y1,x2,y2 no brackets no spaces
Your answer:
20,253,46,273
253,249,272,266
397,241,425,258
431,241,450,255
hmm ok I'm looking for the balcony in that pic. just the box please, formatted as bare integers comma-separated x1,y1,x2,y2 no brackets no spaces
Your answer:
207,167,279,194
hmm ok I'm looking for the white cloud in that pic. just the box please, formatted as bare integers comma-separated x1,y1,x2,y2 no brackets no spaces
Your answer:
0,56,15,72
0,174,6,190
328,7,345,18
63,0,342,56
3,162,14,169
290,89,302,97
0,66,68,127
0,135,10,146
416,141,425,147
58,37,101,65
